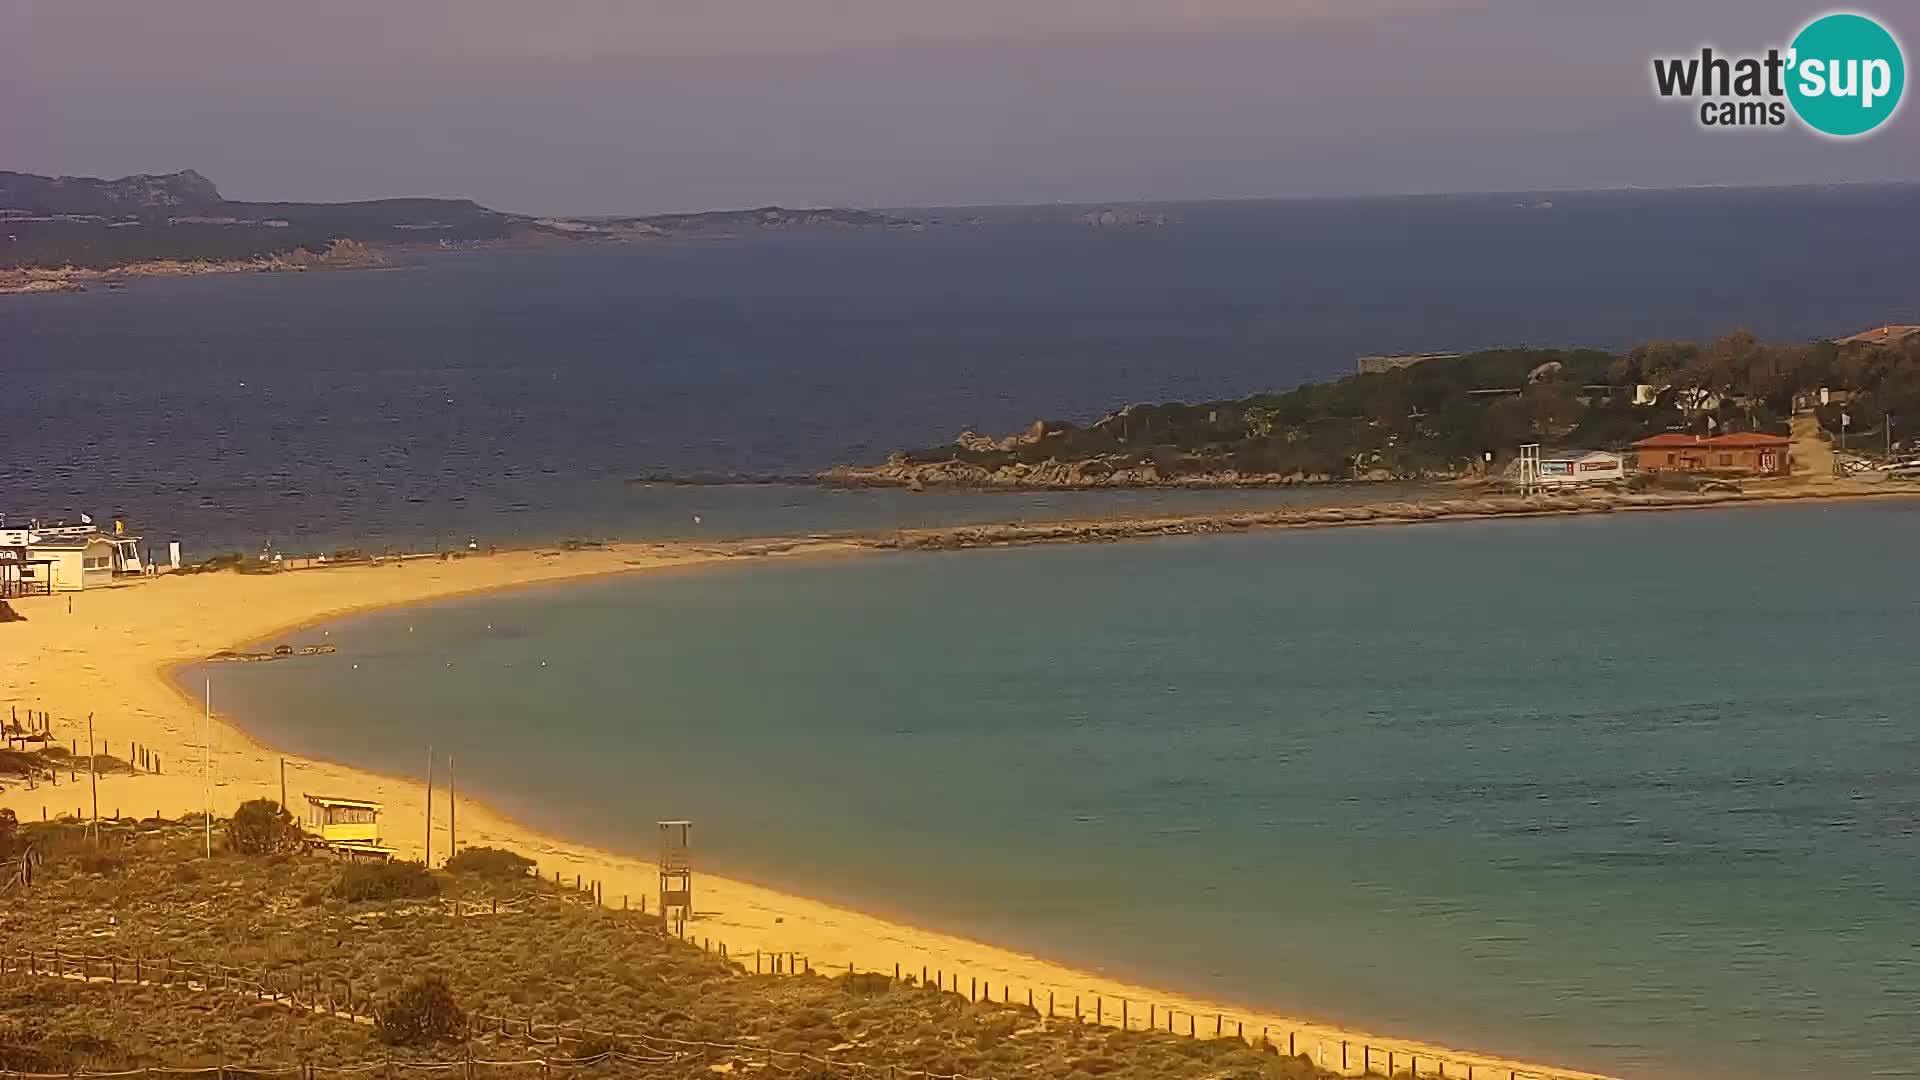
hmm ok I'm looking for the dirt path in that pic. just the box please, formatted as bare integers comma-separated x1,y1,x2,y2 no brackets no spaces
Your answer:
1791,413,1835,479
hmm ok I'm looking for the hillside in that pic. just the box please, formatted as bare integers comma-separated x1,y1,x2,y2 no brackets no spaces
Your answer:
0,170,910,271
828,331,1920,488
0,170,524,269
0,810,1333,1080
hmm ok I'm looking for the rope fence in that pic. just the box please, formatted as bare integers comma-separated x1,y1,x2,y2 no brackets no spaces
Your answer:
1,938,1581,1080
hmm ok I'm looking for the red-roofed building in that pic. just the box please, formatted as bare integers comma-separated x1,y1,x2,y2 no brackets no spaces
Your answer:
1631,432,1791,476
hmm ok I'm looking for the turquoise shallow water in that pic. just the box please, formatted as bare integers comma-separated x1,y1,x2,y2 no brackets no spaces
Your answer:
196,501,1920,1079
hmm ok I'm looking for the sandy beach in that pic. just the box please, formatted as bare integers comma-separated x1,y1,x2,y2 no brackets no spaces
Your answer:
18,494,1898,1080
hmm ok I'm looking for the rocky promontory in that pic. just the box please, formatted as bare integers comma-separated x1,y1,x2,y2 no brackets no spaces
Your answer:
823,455,1343,489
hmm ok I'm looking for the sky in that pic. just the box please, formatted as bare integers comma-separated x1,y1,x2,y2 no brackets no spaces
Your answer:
2,0,1915,214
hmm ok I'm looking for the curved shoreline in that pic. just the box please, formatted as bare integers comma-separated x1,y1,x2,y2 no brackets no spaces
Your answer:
18,489,1911,1079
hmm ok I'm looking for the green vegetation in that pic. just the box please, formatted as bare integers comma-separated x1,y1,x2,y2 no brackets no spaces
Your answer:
886,332,1920,482
0,818,1336,1079
226,798,303,856
330,860,440,903
376,975,468,1046
0,809,22,860
444,846,536,880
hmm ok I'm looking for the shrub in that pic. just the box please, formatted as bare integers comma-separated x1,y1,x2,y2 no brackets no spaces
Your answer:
0,809,20,860
443,846,534,880
227,799,303,856
375,975,467,1046
76,851,123,876
571,1035,627,1059
843,972,892,995
331,861,439,903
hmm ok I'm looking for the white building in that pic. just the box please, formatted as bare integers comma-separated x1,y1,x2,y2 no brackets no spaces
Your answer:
0,522,143,593
1537,449,1625,487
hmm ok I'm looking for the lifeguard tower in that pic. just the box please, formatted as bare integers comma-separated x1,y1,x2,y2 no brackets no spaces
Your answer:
305,795,396,861
658,820,693,927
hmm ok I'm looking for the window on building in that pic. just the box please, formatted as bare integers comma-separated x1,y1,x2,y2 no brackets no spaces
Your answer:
83,555,111,570
1718,454,1733,466
1666,453,1676,465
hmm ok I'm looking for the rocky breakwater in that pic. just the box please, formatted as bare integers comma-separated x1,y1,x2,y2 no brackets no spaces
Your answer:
867,487,1859,551
824,455,1334,489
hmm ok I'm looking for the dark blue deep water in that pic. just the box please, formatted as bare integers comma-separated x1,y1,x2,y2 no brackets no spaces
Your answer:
5,186,1920,554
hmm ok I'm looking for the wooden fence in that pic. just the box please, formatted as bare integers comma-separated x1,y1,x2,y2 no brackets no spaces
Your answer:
2,703,162,786
2,740,1603,1080
4,913,1587,1080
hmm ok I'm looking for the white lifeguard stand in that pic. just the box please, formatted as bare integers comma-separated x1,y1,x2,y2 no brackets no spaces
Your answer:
658,820,693,928
1516,443,1543,496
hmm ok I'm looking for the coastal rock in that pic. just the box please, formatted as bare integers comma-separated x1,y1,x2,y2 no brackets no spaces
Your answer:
1079,208,1169,228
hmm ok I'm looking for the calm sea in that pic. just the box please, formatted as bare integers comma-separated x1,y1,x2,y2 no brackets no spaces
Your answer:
5,185,1920,554
14,186,1920,1076
197,501,1920,1079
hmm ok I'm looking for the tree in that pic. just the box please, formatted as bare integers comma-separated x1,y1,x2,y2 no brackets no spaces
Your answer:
376,975,467,1046
443,846,535,880
226,798,302,856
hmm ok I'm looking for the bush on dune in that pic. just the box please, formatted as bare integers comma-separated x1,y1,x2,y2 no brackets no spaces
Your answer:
376,975,467,1046
331,860,439,902
227,799,303,856
443,846,535,880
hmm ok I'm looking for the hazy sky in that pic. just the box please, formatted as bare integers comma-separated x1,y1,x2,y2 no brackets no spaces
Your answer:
3,0,1914,213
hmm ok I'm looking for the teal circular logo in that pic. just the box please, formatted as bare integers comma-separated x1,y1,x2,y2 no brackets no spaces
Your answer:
1787,13,1905,136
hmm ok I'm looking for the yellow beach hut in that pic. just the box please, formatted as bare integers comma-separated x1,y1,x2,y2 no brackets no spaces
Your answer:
304,795,395,860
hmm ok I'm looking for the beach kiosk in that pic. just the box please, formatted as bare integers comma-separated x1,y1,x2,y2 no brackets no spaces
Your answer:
305,794,396,860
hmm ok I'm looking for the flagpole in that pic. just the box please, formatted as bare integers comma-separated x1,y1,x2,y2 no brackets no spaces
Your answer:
203,677,213,858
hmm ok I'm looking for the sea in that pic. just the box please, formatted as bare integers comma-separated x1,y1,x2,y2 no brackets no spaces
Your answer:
4,184,1919,554
195,504,1920,1080
9,184,1920,1077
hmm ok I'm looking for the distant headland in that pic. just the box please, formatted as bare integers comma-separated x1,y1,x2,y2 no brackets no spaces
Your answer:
0,169,912,292
822,329,1920,490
